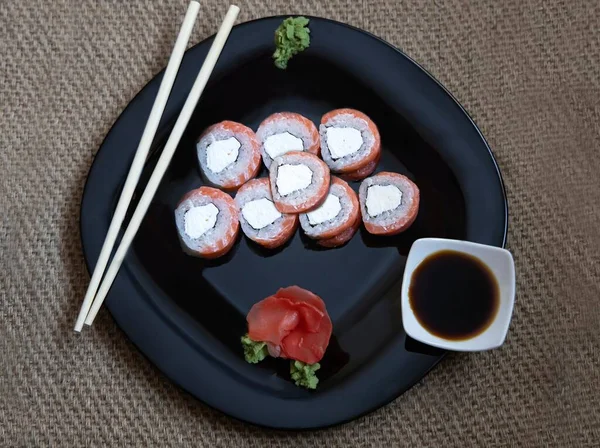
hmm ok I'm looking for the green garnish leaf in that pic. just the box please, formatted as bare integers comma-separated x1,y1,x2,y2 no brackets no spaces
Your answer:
295,17,309,27
290,360,321,389
241,334,268,364
273,17,311,69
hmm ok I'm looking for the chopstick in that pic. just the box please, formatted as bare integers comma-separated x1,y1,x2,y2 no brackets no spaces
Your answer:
74,0,201,333
82,4,241,327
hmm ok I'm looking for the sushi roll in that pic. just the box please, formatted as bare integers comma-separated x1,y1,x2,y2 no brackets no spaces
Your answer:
339,152,381,182
319,108,381,174
318,212,361,248
196,121,261,190
359,172,420,235
299,177,360,240
256,112,320,170
175,187,239,258
269,151,330,213
235,178,298,249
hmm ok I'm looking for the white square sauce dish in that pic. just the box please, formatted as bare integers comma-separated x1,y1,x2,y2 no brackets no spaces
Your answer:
401,238,516,351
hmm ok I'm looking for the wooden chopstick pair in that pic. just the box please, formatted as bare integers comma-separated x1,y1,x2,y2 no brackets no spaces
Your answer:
74,2,240,332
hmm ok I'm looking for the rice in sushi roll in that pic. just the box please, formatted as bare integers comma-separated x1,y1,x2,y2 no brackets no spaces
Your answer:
235,178,298,249
359,172,420,235
257,112,320,170
197,121,261,190
269,151,330,213
319,108,381,174
299,177,359,240
175,187,239,258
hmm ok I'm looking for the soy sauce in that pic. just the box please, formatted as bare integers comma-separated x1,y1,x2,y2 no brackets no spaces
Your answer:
408,250,499,341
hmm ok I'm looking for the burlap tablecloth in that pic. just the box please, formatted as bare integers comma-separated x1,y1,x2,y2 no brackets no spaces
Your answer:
2,0,599,446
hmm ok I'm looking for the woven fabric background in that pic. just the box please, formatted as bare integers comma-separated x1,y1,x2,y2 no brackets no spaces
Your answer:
1,0,599,446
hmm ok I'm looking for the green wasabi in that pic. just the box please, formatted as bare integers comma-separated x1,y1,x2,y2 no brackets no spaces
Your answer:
273,17,311,69
290,360,320,389
241,334,268,364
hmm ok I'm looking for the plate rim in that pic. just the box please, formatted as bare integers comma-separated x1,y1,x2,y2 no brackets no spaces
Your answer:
79,15,508,429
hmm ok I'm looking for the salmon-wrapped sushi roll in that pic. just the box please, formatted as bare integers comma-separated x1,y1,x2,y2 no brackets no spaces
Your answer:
196,121,261,190
318,212,361,248
359,172,420,235
235,178,298,249
257,112,320,170
269,151,330,214
339,152,380,182
299,177,359,240
319,108,381,174
175,187,239,258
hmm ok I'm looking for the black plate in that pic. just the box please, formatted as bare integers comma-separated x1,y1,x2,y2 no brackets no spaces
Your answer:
80,17,507,429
